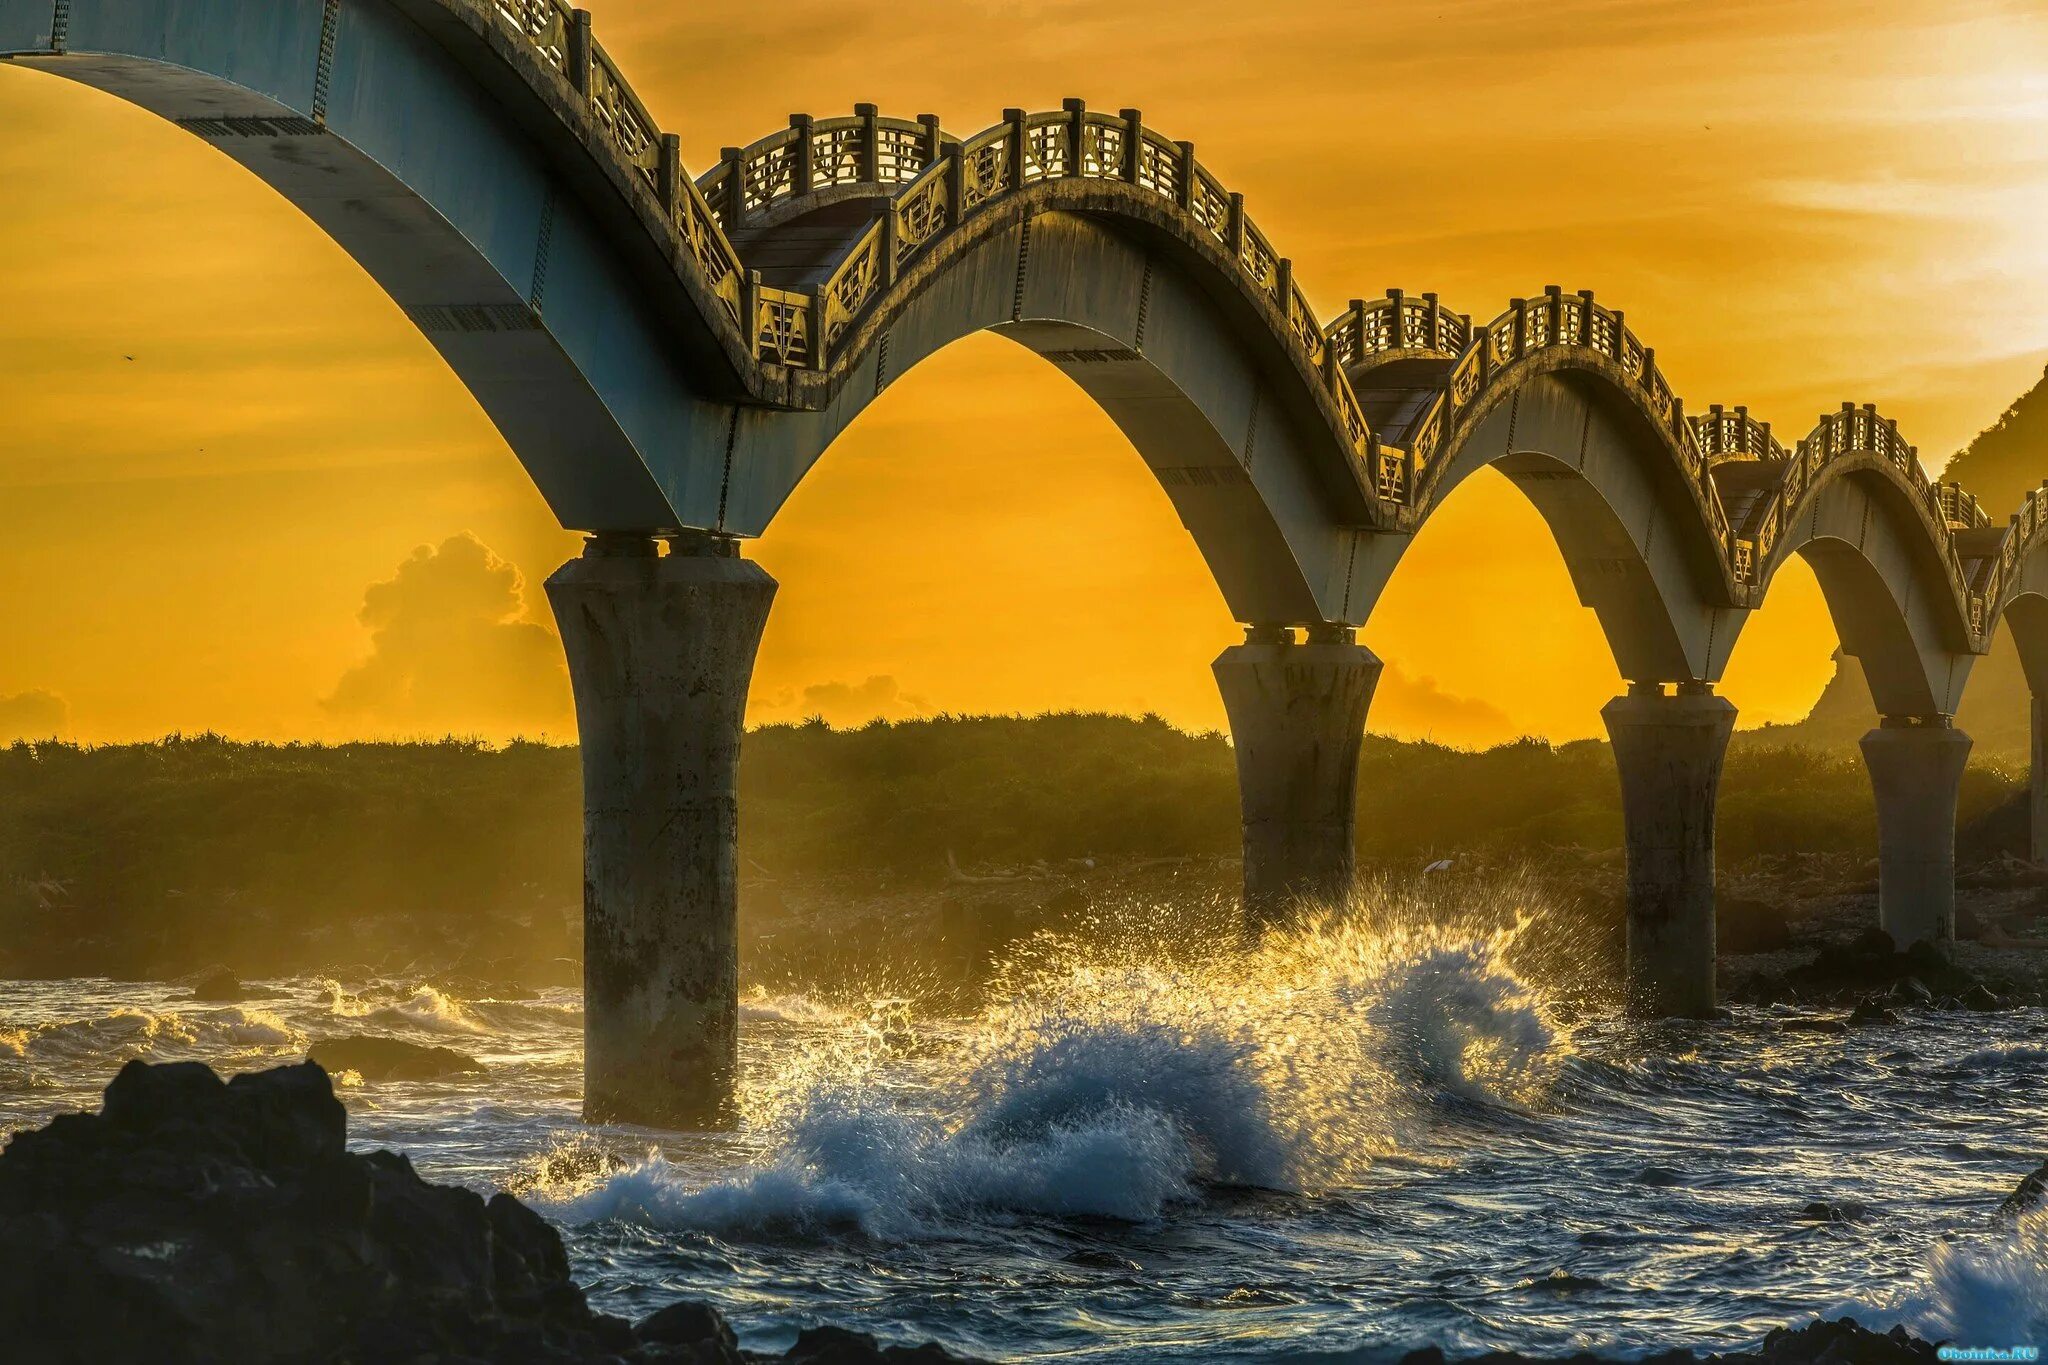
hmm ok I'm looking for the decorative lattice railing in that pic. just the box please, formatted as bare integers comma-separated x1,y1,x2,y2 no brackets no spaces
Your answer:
489,0,747,328
478,6,2038,633
1326,290,1471,368
690,99,1392,491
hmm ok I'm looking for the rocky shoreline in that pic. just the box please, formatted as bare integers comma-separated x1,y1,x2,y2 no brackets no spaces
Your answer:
0,1059,977,1364
0,1058,2021,1364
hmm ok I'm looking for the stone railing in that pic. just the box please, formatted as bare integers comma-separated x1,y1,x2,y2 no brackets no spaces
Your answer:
471,6,2035,625
1399,286,1712,529
1970,483,2048,633
489,1,748,328
1326,290,1471,369
699,107,952,226
700,99,1392,492
1691,404,1787,464
1725,403,1985,599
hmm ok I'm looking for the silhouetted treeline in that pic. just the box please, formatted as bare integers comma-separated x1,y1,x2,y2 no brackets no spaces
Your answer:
0,717,2024,980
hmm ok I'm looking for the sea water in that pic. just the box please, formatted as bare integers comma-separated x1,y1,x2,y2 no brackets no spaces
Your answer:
1,912,2044,1361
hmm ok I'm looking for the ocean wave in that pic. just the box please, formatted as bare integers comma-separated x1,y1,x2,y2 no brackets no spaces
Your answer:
1845,1206,2048,1346
320,981,483,1035
1950,1044,2048,1071
546,908,1571,1243
4,1005,306,1060
536,1094,1204,1239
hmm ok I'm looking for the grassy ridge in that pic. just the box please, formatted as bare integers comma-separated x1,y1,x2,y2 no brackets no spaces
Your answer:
0,716,2024,978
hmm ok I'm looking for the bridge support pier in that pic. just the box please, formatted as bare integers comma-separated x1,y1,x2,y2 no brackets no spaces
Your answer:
1213,625,1380,931
1602,684,1736,1019
546,532,775,1129
2032,698,2048,864
1860,720,1971,947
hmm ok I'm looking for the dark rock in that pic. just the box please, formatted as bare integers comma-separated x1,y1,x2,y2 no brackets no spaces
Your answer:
1777,1017,1849,1035
1847,1000,1898,1027
180,965,282,1002
640,1301,739,1353
0,1060,626,1363
1960,984,2006,1012
1516,1268,1604,1295
183,965,246,1001
1718,895,1793,953
1795,1200,1862,1222
1389,1315,1938,1361
780,1325,978,1363
1999,1158,2048,1220
308,1034,484,1081
1785,930,1983,1006
1889,977,1935,1007
0,1060,983,1365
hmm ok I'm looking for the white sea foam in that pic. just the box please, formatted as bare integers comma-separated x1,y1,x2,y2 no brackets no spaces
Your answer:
1909,1206,2048,1344
540,908,1570,1242
321,981,482,1034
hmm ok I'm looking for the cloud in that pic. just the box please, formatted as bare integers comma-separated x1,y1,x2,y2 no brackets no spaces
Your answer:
1371,665,1518,749
0,689,67,740
323,533,571,736
752,675,929,727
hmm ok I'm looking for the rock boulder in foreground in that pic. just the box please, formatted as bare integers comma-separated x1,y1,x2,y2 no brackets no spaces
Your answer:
0,1059,978,1364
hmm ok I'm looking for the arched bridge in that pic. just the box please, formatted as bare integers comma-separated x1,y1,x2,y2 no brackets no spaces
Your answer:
8,0,2048,1127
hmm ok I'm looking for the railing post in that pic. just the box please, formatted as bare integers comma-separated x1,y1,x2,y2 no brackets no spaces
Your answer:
945,139,966,217
1610,310,1627,365
1227,192,1247,267
1545,283,1563,343
720,146,745,226
809,289,827,371
1386,287,1406,348
1641,346,1658,391
740,269,761,358
1509,298,1528,360
790,114,815,194
1276,258,1295,326
856,102,881,181
881,206,900,289
1176,141,1196,210
566,8,593,95
1119,107,1143,182
1576,289,1596,345
1005,108,1027,188
1347,298,1367,355
657,133,682,213
918,112,943,169
1424,291,1442,350
1063,96,1085,176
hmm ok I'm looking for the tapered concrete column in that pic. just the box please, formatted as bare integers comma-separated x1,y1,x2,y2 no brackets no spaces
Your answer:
1859,720,1971,946
1213,625,1380,929
1601,685,1736,1019
2032,698,2047,864
546,533,775,1128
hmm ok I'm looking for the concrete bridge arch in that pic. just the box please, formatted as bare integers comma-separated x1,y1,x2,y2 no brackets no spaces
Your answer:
10,0,2047,1127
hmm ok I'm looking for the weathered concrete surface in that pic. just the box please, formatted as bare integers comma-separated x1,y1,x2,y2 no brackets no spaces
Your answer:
2033,697,2048,864
1859,722,1973,946
546,537,774,1128
1602,688,1736,1018
1212,631,1380,929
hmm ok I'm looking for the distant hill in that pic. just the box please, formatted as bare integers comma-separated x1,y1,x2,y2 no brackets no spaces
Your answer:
1776,364,2048,757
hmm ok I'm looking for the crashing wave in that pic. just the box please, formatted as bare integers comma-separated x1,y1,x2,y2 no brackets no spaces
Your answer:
540,899,1572,1242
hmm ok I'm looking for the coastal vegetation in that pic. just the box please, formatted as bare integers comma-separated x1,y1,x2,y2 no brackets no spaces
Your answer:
0,717,2026,984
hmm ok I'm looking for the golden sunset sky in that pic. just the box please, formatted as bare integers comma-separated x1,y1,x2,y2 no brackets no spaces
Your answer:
2,0,2046,746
